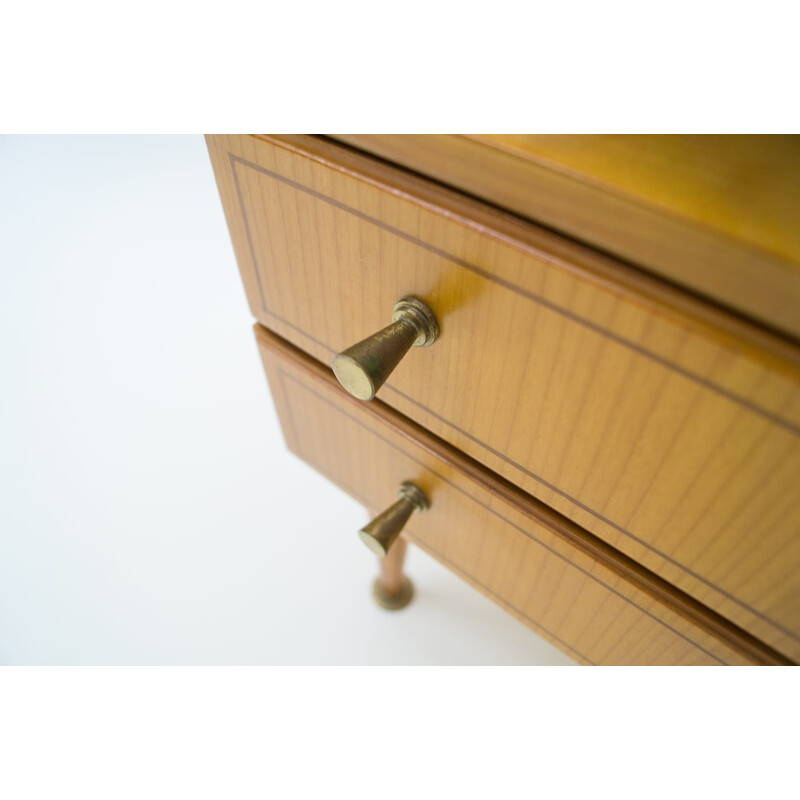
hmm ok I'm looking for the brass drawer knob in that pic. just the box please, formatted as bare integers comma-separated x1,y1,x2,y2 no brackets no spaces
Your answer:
359,481,430,556
332,296,439,400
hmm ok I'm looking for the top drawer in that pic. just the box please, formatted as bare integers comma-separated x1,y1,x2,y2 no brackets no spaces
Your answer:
334,135,800,339
207,134,800,661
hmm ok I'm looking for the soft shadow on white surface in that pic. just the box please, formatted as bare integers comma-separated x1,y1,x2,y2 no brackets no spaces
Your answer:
0,135,574,665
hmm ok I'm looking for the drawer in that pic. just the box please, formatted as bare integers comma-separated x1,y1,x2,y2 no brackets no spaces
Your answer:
333,135,800,340
208,134,800,661
255,325,787,665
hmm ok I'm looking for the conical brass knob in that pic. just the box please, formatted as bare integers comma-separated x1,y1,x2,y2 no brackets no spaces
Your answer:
332,296,439,400
359,482,430,557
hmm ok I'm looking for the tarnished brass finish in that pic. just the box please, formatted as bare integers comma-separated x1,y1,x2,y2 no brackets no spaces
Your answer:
332,296,439,400
358,481,430,557
372,576,414,610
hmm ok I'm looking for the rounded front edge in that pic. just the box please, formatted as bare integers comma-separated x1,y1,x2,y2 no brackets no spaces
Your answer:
331,353,376,400
359,528,389,557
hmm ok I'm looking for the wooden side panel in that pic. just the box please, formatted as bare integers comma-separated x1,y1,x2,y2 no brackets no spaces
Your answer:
208,134,800,661
334,134,800,339
254,326,777,666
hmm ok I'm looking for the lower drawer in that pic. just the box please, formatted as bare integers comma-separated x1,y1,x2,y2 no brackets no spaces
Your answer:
256,325,789,665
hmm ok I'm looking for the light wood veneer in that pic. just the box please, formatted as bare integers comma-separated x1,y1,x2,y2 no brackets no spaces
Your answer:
334,134,800,340
207,134,800,662
256,325,790,665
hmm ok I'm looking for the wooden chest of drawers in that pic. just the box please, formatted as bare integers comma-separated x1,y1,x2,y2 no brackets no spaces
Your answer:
207,134,800,665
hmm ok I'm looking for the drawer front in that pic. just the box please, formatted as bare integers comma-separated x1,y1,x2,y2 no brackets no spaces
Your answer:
333,135,800,340
209,134,800,661
256,325,785,665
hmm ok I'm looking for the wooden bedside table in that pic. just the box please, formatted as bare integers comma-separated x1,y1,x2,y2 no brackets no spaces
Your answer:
207,134,800,665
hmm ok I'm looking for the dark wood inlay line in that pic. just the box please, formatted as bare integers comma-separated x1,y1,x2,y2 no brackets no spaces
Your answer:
277,367,728,665
258,326,793,664
230,155,267,312
275,362,589,664
231,153,800,437
231,147,800,641
280,384,591,665
404,533,594,665
262,305,799,647
230,139,798,654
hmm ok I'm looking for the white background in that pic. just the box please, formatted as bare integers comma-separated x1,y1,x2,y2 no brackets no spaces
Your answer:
0,135,573,665
1,6,796,797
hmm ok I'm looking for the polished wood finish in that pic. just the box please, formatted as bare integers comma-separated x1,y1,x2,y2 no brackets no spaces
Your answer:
334,134,800,339
207,134,800,661
379,537,409,596
255,325,791,665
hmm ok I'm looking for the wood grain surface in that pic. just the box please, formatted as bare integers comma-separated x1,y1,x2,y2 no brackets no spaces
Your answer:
256,325,791,665
333,134,800,339
207,134,800,661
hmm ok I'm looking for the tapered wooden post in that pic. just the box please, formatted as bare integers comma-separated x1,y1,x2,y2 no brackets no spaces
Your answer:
358,482,428,610
373,537,414,610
